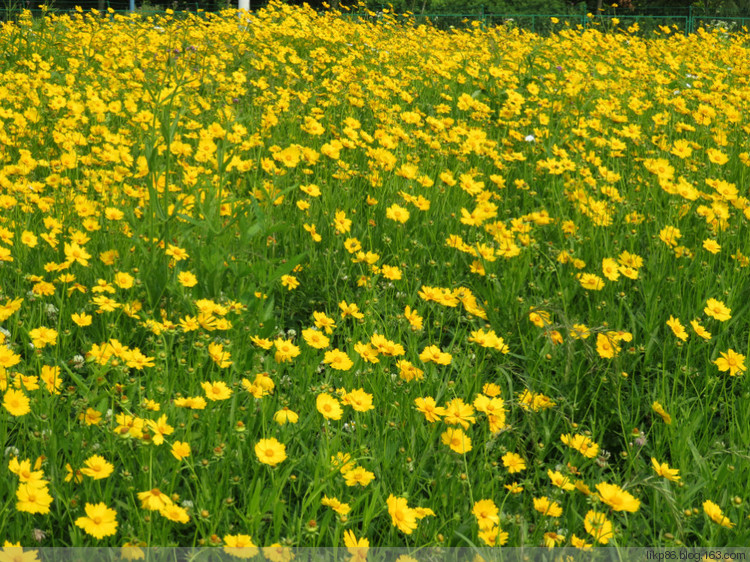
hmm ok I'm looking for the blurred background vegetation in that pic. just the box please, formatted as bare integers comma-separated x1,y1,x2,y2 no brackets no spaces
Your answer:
3,0,748,33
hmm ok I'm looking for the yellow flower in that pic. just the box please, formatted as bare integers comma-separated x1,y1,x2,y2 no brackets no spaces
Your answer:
561,433,600,458
578,273,605,291
208,342,232,368
28,326,57,348
472,499,499,530
273,407,299,425
223,535,258,559
138,488,173,511
386,495,417,535
145,414,174,445
419,345,452,365
159,504,190,524
71,312,93,327
165,245,189,262
478,526,509,546
343,467,375,487
64,242,91,266
703,239,721,254
666,316,688,341
75,502,118,539
651,401,672,424
443,398,476,429
651,458,681,482
547,469,575,491
343,529,369,558
3,389,30,417
505,482,524,494
703,500,734,528
171,441,191,461
714,349,747,376
414,397,445,422
533,496,562,517
595,333,620,359
704,298,731,321
302,328,329,349
80,455,114,480
584,510,614,544
273,338,300,363
40,365,62,394
441,427,472,454
280,274,299,290
501,452,526,473
323,348,353,371
341,388,374,412
16,483,53,514
321,495,351,515
386,204,410,223
316,393,343,420
596,482,640,512
543,531,565,548
201,381,232,401
571,534,593,550
690,319,711,340
255,438,287,467
65,463,83,484
178,271,198,287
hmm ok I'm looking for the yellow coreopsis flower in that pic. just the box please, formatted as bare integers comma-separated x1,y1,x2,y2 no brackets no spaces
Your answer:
501,452,526,473
16,483,53,515
138,488,173,511
28,326,57,348
472,499,499,530
386,495,417,535
80,455,114,480
146,414,174,445
343,467,375,487
533,496,562,517
343,529,369,560
703,500,734,528
208,342,232,368
3,389,30,417
255,438,287,467
561,433,600,458
201,380,232,401
651,458,681,482
71,312,93,327
666,316,688,341
323,348,353,371
321,495,351,515
273,407,299,425
714,349,746,376
596,482,640,512
651,401,672,424
171,441,191,461
317,393,343,420
705,298,731,321
223,535,258,559
584,510,614,544
441,427,472,454
75,503,118,539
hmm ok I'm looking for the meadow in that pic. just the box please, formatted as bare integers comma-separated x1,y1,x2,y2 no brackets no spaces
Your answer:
1,2,750,550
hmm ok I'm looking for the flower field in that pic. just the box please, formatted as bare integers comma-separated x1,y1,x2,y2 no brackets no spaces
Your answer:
1,3,750,549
